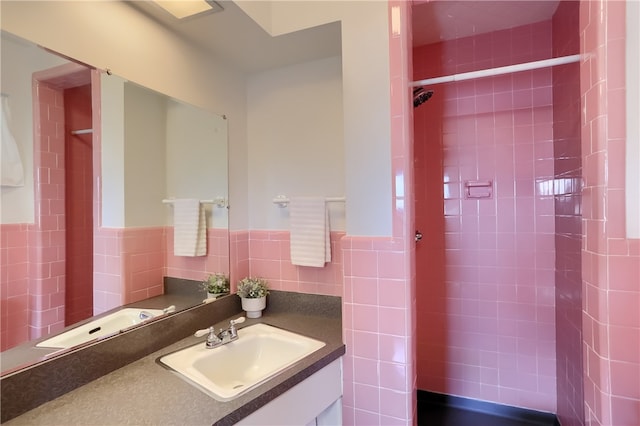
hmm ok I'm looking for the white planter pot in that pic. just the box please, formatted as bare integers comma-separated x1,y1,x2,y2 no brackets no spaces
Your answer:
241,296,267,318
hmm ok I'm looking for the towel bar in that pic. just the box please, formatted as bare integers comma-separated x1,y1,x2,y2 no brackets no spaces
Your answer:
162,197,227,208
272,195,346,208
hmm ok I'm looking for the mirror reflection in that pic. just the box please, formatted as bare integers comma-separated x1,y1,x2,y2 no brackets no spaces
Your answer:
0,30,230,372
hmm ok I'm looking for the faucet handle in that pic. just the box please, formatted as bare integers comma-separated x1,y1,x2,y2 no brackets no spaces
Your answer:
194,326,213,338
228,316,246,338
230,317,246,326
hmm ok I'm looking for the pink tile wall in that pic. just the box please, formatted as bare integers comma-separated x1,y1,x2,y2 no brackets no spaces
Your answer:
245,230,344,296
94,227,164,313
0,224,30,350
552,2,584,426
94,227,124,313
64,84,94,326
28,79,67,340
414,21,558,412
580,1,640,425
230,230,249,292
0,64,95,348
342,2,416,424
122,227,165,304
94,227,229,313
342,236,415,425
165,227,230,286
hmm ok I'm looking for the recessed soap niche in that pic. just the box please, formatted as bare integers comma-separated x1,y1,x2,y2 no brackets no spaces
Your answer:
464,180,493,199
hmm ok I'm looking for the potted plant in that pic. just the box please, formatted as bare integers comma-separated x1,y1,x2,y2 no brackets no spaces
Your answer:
236,277,269,318
202,273,230,299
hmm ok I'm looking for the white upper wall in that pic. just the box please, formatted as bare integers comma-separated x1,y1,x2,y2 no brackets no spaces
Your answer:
0,34,68,223
100,74,126,227
242,1,393,236
123,83,167,228
247,56,345,231
0,0,248,230
165,100,229,230
1,0,394,237
100,77,230,229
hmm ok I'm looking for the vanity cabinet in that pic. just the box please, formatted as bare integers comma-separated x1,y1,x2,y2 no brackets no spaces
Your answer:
237,359,342,426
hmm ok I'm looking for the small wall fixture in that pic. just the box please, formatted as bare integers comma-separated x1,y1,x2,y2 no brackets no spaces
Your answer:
153,0,223,19
465,181,493,199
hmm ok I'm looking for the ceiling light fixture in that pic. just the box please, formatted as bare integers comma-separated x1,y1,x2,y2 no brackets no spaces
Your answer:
152,0,223,19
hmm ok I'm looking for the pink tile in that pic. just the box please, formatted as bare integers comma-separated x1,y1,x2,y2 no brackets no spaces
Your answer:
380,361,409,392
352,330,379,359
609,325,640,364
353,409,380,425
610,361,640,399
352,304,379,333
610,396,640,426
353,357,379,386
350,250,379,278
378,250,405,279
608,291,640,328
379,307,408,336
379,388,410,419
380,334,408,363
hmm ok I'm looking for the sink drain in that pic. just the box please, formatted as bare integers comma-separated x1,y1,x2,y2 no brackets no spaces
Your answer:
232,384,244,389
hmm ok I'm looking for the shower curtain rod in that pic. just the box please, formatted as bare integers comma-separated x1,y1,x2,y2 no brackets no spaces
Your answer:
410,54,581,87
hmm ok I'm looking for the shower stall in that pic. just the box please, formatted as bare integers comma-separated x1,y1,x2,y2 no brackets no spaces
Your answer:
412,2,584,425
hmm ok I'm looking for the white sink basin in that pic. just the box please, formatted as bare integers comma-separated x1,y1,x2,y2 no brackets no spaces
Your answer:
158,323,326,401
36,307,166,349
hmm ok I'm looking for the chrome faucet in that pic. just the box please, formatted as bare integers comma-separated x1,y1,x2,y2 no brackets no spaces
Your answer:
138,305,176,321
194,317,246,349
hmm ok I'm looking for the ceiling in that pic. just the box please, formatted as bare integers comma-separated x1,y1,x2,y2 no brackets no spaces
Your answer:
413,0,561,46
126,1,561,73
125,1,341,74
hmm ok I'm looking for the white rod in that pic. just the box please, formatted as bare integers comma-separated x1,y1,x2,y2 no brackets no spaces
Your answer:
71,128,93,135
272,196,346,207
411,54,581,87
162,199,214,204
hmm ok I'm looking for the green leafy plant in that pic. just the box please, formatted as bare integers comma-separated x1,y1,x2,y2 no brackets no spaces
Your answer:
236,277,269,299
202,273,230,294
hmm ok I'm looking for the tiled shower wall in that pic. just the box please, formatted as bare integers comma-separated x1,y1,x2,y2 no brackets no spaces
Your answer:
64,84,93,326
580,1,640,425
551,2,584,426
1,65,94,348
28,80,67,340
414,21,558,412
0,224,30,350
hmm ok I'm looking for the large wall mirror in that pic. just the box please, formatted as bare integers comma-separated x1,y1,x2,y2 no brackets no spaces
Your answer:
0,30,229,373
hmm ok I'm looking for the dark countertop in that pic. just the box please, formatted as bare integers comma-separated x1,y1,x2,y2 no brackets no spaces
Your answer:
3,296,344,425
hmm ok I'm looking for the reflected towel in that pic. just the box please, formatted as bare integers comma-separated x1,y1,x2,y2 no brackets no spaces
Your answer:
1,97,24,187
172,199,207,257
289,197,331,267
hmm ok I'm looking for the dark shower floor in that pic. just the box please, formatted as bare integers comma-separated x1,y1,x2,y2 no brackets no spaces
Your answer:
417,392,559,426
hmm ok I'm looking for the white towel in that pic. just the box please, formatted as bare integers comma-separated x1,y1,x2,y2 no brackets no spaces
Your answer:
289,197,331,267
172,199,207,257
1,97,25,187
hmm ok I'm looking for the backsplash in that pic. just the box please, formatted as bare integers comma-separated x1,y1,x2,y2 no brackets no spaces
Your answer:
94,226,229,314
230,230,344,297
